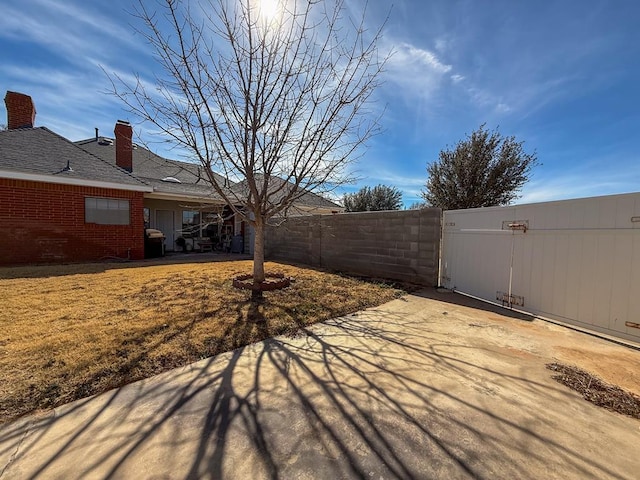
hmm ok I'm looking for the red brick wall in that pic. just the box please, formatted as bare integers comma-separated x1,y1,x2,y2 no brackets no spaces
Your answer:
0,178,145,265
4,91,36,129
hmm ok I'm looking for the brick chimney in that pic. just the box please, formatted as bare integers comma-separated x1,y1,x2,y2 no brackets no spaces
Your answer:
114,120,133,172
4,91,36,129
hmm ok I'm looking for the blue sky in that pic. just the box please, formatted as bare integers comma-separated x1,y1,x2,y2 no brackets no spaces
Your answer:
1,0,639,207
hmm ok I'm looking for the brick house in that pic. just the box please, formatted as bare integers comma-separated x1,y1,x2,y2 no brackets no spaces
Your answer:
0,92,151,264
0,91,342,265
76,126,237,253
77,132,343,254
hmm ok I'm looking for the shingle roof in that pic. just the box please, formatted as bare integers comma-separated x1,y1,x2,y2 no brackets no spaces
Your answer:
0,127,149,188
76,137,341,210
232,174,343,211
76,138,230,200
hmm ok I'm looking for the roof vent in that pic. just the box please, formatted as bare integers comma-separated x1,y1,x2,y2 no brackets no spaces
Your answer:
161,176,182,183
98,137,113,146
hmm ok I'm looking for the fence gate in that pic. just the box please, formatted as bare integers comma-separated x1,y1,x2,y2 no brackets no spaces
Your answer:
440,192,640,344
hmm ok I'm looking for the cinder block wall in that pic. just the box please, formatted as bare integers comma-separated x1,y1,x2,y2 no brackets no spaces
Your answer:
265,209,441,285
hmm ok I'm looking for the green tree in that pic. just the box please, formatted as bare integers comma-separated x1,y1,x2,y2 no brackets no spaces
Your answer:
343,184,403,212
422,125,538,209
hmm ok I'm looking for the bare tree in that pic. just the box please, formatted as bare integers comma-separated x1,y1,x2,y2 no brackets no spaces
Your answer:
110,0,386,294
407,201,426,210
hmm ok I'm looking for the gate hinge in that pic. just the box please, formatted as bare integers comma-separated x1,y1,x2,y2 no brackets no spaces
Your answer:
496,291,524,307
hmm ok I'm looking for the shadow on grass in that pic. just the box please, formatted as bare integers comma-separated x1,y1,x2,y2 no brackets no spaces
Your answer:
0,270,397,423
0,253,252,279
1,290,635,479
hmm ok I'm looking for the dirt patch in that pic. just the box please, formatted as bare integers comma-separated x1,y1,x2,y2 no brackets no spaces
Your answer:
547,362,640,420
552,345,640,397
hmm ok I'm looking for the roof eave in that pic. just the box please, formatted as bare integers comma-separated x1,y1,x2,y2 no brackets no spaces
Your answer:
145,191,226,204
0,169,153,192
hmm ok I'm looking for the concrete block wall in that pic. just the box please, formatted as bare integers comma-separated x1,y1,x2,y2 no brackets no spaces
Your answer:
265,209,441,285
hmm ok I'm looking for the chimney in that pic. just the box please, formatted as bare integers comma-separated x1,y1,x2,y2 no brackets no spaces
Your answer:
4,91,36,129
114,120,133,172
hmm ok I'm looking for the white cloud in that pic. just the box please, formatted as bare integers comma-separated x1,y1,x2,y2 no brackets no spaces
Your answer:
0,63,132,140
445,48,583,119
382,40,453,101
0,1,145,67
434,37,449,55
0,65,110,119
342,165,426,201
451,83,513,117
390,42,452,74
495,102,512,114
518,163,640,204
519,181,614,204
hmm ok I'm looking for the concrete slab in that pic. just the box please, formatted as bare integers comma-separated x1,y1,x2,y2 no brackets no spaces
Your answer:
1,289,639,479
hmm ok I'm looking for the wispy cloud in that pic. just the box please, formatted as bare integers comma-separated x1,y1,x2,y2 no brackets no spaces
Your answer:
382,40,453,100
342,165,426,202
0,63,129,139
376,37,462,140
519,179,627,204
394,42,452,74
519,158,640,204
434,37,449,55
0,1,145,67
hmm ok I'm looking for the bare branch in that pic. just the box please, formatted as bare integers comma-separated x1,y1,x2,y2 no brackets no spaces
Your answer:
107,0,387,283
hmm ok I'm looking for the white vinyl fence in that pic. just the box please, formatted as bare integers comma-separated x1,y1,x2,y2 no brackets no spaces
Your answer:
441,192,640,343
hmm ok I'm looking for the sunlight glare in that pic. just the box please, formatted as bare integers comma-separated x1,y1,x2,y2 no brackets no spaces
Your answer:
259,0,279,21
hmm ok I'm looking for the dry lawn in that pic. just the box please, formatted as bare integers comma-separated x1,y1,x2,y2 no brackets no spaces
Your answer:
547,362,640,419
0,259,406,423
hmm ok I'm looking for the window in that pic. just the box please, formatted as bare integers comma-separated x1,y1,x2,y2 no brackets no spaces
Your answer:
182,210,200,237
85,197,130,225
143,207,150,229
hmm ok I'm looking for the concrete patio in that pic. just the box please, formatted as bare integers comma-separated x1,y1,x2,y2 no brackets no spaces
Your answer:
1,289,639,479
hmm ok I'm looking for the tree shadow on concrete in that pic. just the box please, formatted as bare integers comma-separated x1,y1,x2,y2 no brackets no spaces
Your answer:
1,295,636,479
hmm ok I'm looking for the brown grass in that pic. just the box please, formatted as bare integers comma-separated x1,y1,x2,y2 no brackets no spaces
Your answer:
547,362,640,419
0,260,406,423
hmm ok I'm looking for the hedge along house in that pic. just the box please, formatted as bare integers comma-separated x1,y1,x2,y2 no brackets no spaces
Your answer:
0,92,152,265
76,125,236,253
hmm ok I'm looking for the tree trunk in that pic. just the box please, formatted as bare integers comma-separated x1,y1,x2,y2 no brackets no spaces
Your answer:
252,218,266,299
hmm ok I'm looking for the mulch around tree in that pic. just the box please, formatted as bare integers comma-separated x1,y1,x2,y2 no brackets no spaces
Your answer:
547,362,640,420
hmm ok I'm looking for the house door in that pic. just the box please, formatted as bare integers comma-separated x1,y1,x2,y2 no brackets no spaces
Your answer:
156,210,175,252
